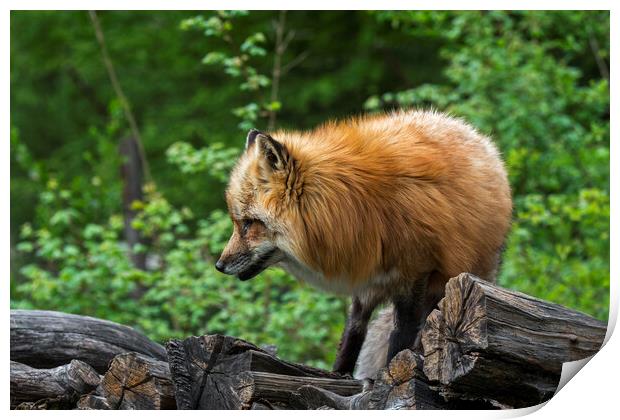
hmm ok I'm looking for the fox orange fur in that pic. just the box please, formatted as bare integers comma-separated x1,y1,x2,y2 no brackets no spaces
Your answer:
216,109,512,375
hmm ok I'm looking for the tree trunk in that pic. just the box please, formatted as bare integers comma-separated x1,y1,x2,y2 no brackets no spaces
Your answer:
11,309,167,373
119,135,147,271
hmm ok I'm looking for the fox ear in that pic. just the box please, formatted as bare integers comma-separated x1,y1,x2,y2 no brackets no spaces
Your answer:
255,133,289,172
245,129,260,150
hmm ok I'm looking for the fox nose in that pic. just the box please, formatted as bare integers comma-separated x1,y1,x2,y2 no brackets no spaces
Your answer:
215,259,226,273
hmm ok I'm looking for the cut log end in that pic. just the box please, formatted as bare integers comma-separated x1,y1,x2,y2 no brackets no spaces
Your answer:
101,352,176,410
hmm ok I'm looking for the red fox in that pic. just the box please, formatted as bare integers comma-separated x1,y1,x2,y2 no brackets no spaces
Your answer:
216,109,512,376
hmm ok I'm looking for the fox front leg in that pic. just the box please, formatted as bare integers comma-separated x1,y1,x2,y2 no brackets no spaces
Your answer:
333,297,376,375
386,279,428,363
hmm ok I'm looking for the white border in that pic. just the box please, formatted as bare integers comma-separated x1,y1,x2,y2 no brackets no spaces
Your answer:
4,2,616,418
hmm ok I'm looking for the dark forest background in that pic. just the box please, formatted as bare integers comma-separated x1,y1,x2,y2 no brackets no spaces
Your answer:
10,11,609,368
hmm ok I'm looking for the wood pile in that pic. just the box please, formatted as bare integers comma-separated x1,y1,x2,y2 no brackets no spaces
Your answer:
10,273,607,410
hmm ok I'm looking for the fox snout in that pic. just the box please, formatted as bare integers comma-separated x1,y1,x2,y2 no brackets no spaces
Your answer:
216,242,279,281
215,251,254,280
214,259,226,273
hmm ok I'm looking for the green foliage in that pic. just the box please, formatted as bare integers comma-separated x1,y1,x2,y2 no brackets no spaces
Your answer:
502,189,609,315
11,11,610,370
165,141,240,181
181,11,272,130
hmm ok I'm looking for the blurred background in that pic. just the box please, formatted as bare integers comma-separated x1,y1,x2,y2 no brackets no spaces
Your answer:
10,11,609,368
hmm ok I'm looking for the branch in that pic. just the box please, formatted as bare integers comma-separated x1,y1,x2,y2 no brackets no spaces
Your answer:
88,10,152,183
281,50,310,76
267,11,287,132
588,35,609,81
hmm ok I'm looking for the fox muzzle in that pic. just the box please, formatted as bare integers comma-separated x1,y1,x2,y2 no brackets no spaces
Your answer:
215,248,277,281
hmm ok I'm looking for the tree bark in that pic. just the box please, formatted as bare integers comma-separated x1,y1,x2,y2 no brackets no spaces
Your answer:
11,360,100,408
100,352,176,409
421,273,607,408
11,309,167,373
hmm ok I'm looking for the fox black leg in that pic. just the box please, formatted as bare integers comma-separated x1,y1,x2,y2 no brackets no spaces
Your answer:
333,297,375,375
386,281,428,364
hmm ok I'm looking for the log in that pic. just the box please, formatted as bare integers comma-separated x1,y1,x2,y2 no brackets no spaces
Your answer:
298,350,499,410
100,352,176,409
14,394,80,410
166,334,359,409
10,360,100,408
299,350,445,409
250,401,276,410
234,371,362,409
298,385,372,410
366,349,447,409
421,273,607,408
11,309,167,373
76,394,112,410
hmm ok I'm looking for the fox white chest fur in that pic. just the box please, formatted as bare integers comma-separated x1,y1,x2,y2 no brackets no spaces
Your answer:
278,254,400,300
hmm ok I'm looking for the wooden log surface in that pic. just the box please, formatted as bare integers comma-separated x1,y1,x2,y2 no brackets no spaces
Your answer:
10,360,100,408
366,349,447,410
14,394,81,410
166,334,359,409
11,309,167,373
298,349,501,410
100,352,176,410
76,394,113,410
235,371,362,409
421,273,607,408
298,385,372,410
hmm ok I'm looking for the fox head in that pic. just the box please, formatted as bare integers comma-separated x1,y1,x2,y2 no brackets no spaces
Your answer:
216,124,390,286
215,129,302,280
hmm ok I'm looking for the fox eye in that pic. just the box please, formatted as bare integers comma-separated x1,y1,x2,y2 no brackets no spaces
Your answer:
241,219,254,235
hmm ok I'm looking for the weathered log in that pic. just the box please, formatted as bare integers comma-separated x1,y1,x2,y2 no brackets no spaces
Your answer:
76,394,112,410
421,273,607,408
14,394,80,410
299,350,498,410
100,352,176,409
250,401,276,410
166,334,358,409
11,309,167,373
298,385,372,410
366,349,447,409
299,350,445,409
10,360,100,408
234,371,362,409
